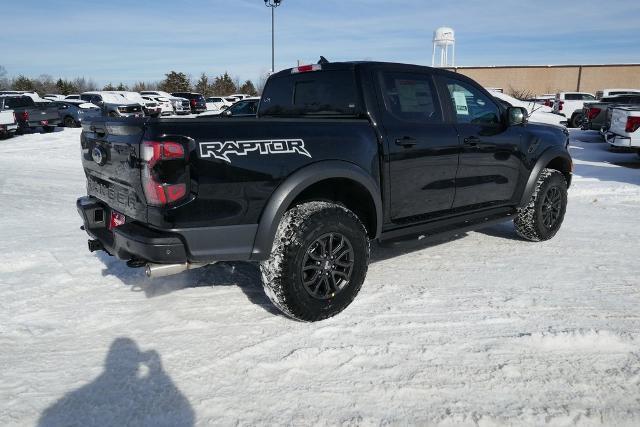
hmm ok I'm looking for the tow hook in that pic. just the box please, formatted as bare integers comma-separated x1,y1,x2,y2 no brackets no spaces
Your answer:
88,239,103,253
145,262,214,279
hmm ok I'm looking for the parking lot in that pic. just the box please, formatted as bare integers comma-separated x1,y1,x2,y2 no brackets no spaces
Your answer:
0,128,638,425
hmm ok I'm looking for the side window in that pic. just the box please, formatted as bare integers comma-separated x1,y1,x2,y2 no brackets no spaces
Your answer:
379,71,442,123
444,78,501,125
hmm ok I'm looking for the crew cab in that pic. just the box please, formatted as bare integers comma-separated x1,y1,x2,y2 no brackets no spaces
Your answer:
171,92,207,114
552,92,596,127
0,95,60,133
605,106,640,155
77,60,572,321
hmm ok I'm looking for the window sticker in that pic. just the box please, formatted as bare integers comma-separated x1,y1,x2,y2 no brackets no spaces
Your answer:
452,91,469,115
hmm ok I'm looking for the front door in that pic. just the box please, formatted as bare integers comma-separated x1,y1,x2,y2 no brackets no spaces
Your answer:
439,76,523,210
378,69,461,222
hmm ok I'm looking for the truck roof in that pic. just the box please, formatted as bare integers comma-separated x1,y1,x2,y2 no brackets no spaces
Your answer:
269,60,460,79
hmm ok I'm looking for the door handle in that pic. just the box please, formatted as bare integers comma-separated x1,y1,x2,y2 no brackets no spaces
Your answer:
395,136,418,147
463,136,480,146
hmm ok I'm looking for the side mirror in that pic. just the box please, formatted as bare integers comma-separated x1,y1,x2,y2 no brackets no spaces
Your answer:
507,106,528,126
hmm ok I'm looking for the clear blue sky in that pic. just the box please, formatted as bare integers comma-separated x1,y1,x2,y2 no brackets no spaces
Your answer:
1,0,639,85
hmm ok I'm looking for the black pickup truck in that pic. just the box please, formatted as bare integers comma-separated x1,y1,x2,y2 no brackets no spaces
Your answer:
0,95,60,133
77,60,572,321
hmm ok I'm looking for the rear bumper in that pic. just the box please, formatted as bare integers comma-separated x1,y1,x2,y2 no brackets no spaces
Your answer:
77,196,258,264
604,132,638,148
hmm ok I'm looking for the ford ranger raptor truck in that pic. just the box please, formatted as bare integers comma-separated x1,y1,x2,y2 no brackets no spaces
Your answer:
77,60,572,321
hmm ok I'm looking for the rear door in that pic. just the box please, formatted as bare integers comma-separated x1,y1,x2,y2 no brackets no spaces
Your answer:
438,75,523,210
376,67,460,221
81,118,147,221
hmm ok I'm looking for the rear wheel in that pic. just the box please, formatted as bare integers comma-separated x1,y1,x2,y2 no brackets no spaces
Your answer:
514,169,568,241
63,116,77,128
42,125,55,133
570,113,584,128
260,202,370,321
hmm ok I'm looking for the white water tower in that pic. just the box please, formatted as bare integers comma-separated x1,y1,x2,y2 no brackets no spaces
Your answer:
432,27,455,67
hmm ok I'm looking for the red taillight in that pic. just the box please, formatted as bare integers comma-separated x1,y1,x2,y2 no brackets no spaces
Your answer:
108,211,126,230
141,141,188,206
291,64,322,74
586,108,601,121
625,116,640,133
544,100,551,107
558,101,564,111
190,99,196,106
20,111,29,121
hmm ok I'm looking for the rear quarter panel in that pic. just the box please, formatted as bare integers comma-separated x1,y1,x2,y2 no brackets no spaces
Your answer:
144,117,380,229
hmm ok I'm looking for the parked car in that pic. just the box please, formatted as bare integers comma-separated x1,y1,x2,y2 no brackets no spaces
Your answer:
51,100,102,127
140,91,190,115
65,94,81,100
489,91,567,127
111,91,161,117
596,88,640,99
0,95,60,133
218,97,260,117
205,96,232,112
77,60,572,321
0,106,17,139
0,90,41,101
171,92,207,114
580,94,640,132
604,106,640,156
80,92,144,118
552,92,596,127
142,95,174,116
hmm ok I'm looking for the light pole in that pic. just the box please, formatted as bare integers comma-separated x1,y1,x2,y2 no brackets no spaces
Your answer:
264,0,283,73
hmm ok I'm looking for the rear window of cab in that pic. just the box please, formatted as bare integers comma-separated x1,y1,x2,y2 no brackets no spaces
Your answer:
259,70,361,117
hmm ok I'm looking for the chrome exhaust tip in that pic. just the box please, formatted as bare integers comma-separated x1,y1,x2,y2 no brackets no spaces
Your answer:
145,262,213,279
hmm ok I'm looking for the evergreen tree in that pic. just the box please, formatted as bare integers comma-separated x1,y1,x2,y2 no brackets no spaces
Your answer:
116,82,128,91
158,71,191,93
209,72,236,95
103,83,116,91
12,75,35,91
239,80,258,96
194,73,209,96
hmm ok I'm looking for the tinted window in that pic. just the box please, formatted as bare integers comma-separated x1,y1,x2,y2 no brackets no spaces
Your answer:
260,70,360,117
444,78,501,125
565,93,595,101
230,100,258,115
378,72,442,123
4,97,33,108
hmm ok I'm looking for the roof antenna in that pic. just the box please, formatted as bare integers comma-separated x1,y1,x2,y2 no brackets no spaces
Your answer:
318,56,329,65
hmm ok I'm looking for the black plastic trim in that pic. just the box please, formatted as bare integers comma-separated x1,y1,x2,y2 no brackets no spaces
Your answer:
519,148,572,207
250,160,383,260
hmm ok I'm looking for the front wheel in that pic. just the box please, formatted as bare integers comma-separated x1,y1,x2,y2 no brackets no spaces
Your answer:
260,202,370,321
63,116,77,128
514,168,568,241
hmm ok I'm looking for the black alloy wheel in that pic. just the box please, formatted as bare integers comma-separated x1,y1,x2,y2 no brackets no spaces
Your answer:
301,232,354,300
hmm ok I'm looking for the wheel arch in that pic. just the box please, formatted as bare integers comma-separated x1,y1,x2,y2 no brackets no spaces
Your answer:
251,161,382,260
519,148,572,207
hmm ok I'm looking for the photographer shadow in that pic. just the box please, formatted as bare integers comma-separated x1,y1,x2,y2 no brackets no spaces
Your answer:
38,337,194,427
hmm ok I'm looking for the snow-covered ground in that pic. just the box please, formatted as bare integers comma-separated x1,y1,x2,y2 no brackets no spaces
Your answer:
1,128,639,426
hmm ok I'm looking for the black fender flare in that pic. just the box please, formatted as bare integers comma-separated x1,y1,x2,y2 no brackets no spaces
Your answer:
519,148,572,206
250,160,383,260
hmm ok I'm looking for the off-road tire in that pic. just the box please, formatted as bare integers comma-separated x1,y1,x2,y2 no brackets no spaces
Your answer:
260,201,370,321
514,168,567,241
570,113,584,128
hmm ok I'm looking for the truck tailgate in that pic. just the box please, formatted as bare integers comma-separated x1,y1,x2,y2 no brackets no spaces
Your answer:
81,118,148,221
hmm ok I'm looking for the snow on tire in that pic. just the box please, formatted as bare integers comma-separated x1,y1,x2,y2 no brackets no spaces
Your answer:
260,201,370,321
514,168,568,242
